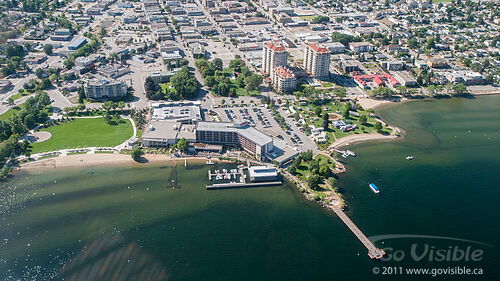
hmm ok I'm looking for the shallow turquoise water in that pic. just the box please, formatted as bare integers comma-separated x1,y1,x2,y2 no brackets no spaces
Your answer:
0,96,499,280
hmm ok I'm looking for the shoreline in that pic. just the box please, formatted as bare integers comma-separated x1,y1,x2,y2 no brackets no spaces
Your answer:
17,153,223,172
330,133,398,150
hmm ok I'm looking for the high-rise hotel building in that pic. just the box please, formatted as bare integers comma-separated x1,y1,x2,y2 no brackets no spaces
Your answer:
262,43,288,76
303,43,331,79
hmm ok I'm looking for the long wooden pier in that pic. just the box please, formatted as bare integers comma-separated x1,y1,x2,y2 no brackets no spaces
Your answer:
206,181,282,190
330,206,385,259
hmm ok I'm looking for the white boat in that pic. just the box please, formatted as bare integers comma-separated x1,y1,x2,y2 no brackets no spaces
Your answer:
206,159,214,165
406,156,414,160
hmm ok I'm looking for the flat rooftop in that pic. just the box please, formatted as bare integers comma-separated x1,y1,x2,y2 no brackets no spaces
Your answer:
151,102,202,122
196,121,273,146
248,166,278,178
142,121,179,140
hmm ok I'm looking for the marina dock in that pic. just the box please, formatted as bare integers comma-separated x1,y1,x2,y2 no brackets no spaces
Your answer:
208,168,246,182
206,181,282,189
330,206,385,259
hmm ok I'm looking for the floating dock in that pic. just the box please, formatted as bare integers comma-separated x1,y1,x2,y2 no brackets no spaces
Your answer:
206,181,282,190
208,168,246,182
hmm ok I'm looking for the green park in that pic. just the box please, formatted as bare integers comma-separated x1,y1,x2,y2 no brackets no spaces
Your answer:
30,117,133,154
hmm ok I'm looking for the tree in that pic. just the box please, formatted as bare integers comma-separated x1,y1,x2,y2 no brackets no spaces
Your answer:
118,101,125,109
301,150,313,162
131,146,142,161
99,27,107,37
103,101,114,111
213,58,223,71
204,76,216,87
374,121,382,132
244,74,262,92
327,177,337,188
319,165,330,178
484,75,494,85
307,174,322,190
39,78,52,90
35,68,44,79
359,115,368,124
43,44,53,55
176,138,189,153
452,83,467,96
322,112,329,129
314,107,322,116
78,86,85,103
310,160,320,174
170,66,198,99
331,32,355,46
341,107,349,118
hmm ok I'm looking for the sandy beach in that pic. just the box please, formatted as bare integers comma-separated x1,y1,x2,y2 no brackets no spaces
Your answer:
18,153,213,171
329,133,398,149
356,97,400,110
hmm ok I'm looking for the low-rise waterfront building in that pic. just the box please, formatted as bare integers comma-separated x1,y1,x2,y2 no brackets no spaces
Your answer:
196,121,273,161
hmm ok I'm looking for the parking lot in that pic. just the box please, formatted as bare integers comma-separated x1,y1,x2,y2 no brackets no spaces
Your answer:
213,104,318,153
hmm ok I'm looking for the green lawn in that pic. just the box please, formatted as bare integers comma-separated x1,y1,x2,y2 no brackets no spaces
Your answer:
0,106,22,121
9,90,30,101
30,118,133,154
235,87,259,96
295,155,333,185
299,15,317,21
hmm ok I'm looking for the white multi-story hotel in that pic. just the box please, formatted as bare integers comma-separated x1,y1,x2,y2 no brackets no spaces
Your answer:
262,43,288,76
273,66,297,93
84,78,127,99
303,43,331,79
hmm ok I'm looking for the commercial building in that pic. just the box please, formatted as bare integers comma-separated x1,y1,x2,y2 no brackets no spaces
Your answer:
272,66,296,93
147,70,176,83
51,28,73,41
74,56,96,68
151,102,202,123
68,38,88,50
303,43,331,79
427,56,448,68
323,42,345,54
196,121,273,161
141,122,196,147
0,80,12,93
262,43,288,76
445,71,484,85
349,42,375,53
353,74,400,89
338,57,361,73
248,166,278,182
382,60,405,71
392,71,418,87
84,78,127,99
